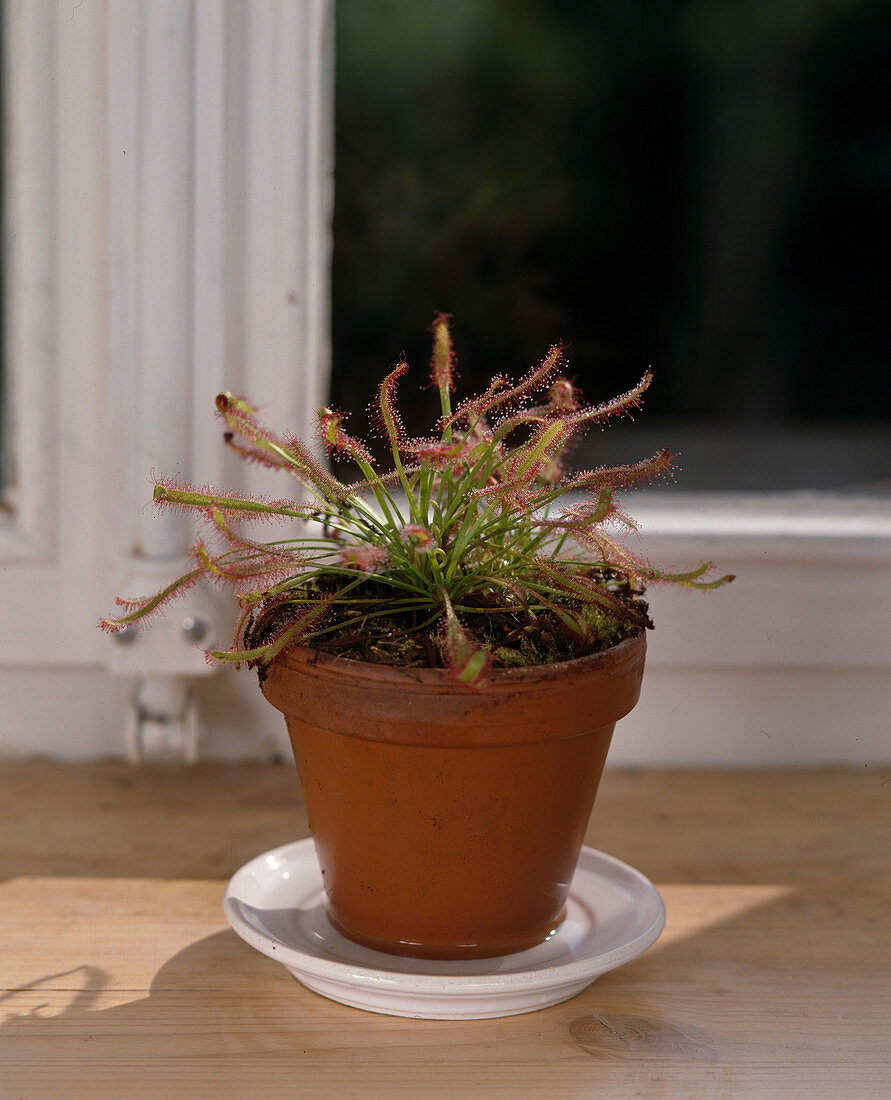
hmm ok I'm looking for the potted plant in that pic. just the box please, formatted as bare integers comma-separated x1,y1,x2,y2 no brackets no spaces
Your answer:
101,314,731,962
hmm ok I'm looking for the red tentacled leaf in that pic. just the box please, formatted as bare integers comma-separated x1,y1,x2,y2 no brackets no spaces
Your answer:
445,342,565,428
317,407,375,465
430,312,457,393
97,568,203,632
440,594,488,684
371,358,410,450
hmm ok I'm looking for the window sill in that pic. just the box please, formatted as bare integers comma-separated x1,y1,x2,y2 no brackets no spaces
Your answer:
619,492,891,673
627,491,891,562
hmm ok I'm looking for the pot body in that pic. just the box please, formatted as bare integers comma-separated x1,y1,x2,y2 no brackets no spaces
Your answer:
260,632,646,960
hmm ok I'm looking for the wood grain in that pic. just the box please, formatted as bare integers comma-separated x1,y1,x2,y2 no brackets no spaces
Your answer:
1,762,889,1098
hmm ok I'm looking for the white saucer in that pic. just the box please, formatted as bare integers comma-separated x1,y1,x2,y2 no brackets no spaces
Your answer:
224,838,665,1020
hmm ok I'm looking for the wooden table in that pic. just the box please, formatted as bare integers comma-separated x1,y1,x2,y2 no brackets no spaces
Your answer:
1,763,888,1098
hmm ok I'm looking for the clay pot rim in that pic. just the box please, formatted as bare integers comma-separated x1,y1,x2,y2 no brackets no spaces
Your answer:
263,628,646,694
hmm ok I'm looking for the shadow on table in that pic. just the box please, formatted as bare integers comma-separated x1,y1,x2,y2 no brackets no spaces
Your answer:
1,883,886,1095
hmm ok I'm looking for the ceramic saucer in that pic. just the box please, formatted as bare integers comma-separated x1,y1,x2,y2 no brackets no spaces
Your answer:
223,838,665,1020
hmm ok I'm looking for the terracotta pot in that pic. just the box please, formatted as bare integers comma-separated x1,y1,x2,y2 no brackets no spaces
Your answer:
259,630,646,960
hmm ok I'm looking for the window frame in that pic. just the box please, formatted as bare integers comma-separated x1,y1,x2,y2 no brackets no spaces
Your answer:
1,0,886,765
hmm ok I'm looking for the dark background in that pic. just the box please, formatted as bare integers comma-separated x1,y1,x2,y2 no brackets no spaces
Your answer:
330,0,890,491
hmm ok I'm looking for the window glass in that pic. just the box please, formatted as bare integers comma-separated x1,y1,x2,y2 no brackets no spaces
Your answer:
331,0,890,492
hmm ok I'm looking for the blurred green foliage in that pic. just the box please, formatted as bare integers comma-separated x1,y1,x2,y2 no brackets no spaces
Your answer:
331,0,891,444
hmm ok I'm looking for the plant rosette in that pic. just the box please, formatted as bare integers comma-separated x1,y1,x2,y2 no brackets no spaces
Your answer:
101,314,732,960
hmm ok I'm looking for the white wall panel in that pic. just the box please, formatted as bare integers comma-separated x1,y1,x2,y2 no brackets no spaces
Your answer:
0,0,334,760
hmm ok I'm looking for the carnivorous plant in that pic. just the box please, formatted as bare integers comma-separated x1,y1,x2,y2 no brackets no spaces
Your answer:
100,315,732,683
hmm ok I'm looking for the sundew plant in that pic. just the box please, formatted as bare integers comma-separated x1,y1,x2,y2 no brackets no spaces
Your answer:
100,315,732,683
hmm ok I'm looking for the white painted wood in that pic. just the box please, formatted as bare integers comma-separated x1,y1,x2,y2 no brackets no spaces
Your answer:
0,0,334,760
0,0,57,562
239,0,333,500
627,492,891,554
105,0,143,563
1,0,108,666
2,659,887,767
136,0,195,558
0,664,291,761
629,494,891,670
191,0,229,490
608,666,891,768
